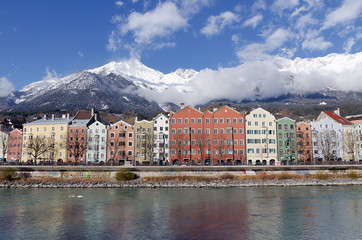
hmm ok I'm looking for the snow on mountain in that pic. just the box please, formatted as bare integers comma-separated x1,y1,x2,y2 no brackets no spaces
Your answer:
88,58,197,91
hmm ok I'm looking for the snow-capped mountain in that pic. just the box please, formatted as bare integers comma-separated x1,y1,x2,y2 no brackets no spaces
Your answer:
1,58,198,116
1,53,362,117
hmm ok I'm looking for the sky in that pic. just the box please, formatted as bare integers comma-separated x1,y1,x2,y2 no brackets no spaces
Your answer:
1,0,362,103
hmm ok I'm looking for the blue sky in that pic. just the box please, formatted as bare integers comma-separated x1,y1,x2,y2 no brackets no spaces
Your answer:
1,0,361,98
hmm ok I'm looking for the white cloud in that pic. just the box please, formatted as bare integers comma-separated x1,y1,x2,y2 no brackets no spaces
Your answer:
179,0,213,16
115,1,124,7
137,53,362,106
237,28,293,61
302,30,333,51
323,0,362,29
0,77,15,97
343,38,355,53
121,2,188,44
242,14,263,28
107,30,122,52
42,68,58,81
272,0,299,13
77,51,84,58
201,11,240,37
295,14,317,30
251,0,266,12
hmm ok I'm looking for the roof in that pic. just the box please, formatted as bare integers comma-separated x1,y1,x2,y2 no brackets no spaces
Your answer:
69,119,90,127
323,111,353,125
74,110,93,120
24,117,72,126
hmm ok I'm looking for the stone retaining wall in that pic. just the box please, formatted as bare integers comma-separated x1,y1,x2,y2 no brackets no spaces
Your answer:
1,165,361,180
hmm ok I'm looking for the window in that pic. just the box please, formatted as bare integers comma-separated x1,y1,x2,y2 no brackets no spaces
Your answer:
214,118,218,124
171,119,176,124
226,118,231,123
111,133,115,138
239,118,243,123
214,129,218,134
233,118,237,123
220,118,224,123
129,133,133,138
198,118,202,124
191,118,195,124
184,118,189,124
205,118,210,124
178,118,182,124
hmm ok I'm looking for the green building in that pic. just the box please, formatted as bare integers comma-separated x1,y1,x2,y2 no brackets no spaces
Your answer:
276,117,297,164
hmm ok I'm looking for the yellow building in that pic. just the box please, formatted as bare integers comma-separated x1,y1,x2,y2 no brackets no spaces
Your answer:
134,119,154,165
22,114,71,164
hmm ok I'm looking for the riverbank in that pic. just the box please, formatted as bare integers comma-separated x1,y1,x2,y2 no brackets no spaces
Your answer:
1,178,362,188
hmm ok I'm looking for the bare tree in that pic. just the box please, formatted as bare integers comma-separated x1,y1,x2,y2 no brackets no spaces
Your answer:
194,132,209,165
171,134,186,165
318,130,338,163
66,131,88,165
0,133,9,163
25,136,57,165
343,130,356,162
214,134,228,165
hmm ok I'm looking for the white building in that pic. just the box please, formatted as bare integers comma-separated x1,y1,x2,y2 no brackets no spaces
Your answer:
153,113,170,165
355,124,362,163
86,120,107,164
245,108,278,165
0,131,9,161
311,117,343,162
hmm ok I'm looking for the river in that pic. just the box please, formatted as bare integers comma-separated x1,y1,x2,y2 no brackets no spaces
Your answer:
1,186,361,239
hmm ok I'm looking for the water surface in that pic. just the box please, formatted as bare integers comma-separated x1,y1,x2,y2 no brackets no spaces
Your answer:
1,186,361,239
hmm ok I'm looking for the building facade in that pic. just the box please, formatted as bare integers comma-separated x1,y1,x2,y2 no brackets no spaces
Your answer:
296,122,313,163
21,114,70,164
354,124,362,163
107,120,134,165
311,117,343,162
7,128,22,162
86,121,107,164
276,117,297,164
134,119,154,165
0,131,9,162
316,109,355,162
153,113,170,165
245,108,277,165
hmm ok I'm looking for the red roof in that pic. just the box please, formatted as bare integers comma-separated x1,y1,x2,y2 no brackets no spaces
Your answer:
74,110,93,120
323,111,353,125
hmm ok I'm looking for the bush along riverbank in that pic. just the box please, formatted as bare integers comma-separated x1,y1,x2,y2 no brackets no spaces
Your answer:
1,170,362,188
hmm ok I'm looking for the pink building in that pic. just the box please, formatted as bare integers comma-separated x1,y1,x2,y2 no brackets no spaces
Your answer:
7,128,22,162
107,120,134,165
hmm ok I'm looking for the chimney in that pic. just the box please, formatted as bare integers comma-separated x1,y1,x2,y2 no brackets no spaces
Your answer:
94,113,98,121
334,107,340,116
62,114,66,118
66,113,70,120
180,103,185,109
52,114,55,120
213,106,218,112
91,108,94,116
43,115,47,120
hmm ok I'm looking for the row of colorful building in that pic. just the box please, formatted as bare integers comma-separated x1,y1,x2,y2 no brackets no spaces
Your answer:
1,105,362,165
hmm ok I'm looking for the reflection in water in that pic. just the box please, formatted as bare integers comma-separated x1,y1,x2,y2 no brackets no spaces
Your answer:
0,186,362,239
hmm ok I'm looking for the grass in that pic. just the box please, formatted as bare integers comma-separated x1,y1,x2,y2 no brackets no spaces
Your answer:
0,167,18,181
2,170,360,183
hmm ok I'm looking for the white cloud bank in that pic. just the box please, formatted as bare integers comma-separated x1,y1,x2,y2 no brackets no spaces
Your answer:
135,52,362,106
0,77,15,97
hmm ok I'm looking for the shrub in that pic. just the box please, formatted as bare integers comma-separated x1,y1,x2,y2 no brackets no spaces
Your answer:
276,172,292,180
316,171,330,180
348,170,359,179
219,173,235,180
0,167,18,181
115,170,137,181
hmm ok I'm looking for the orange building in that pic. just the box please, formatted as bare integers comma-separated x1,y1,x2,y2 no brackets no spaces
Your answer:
67,110,97,164
169,105,246,165
107,120,134,165
7,128,22,162
296,122,313,163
